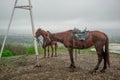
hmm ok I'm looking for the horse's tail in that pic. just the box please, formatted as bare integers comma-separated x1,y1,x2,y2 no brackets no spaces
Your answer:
105,36,110,67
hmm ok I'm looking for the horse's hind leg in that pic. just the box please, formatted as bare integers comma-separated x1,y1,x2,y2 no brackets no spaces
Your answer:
47,46,50,58
90,50,103,74
55,44,57,57
100,49,107,73
51,45,54,57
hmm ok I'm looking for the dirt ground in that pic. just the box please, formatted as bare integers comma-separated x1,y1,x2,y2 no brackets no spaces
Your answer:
0,53,120,80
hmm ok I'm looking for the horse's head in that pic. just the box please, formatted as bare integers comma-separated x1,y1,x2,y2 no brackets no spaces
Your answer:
35,28,48,38
35,28,42,38
42,31,52,48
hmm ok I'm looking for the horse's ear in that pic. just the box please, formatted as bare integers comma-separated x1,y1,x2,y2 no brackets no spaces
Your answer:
47,31,52,35
38,28,42,30
47,31,51,34
47,31,52,38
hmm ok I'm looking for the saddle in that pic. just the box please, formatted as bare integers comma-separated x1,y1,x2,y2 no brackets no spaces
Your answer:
72,28,89,41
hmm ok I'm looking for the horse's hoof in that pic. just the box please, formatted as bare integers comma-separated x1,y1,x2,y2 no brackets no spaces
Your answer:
69,65,76,69
100,69,105,73
34,64,41,68
55,55,57,57
89,70,96,74
69,68,75,72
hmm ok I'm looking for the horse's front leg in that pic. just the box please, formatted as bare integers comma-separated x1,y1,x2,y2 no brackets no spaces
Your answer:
47,46,50,58
55,44,57,57
68,48,76,69
51,45,54,57
44,48,46,58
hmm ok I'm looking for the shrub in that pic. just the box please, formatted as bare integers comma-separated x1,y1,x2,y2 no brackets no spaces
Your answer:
27,46,35,55
2,50,13,57
27,45,43,55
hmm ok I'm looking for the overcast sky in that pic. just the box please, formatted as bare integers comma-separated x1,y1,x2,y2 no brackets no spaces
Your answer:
0,0,120,34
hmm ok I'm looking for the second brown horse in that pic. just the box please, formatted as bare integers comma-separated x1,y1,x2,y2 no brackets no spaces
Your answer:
43,29,110,73
35,28,58,58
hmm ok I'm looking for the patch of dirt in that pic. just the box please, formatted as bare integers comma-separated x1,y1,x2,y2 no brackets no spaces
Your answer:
0,53,120,80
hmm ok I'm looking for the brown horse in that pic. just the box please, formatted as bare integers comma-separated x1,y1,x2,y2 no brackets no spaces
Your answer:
35,28,58,57
43,29,110,73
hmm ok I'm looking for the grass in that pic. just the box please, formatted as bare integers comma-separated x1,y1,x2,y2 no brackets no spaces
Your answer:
1,56,19,62
80,48,96,54
57,46,96,54
57,46,68,53
0,46,95,62
1,46,118,63
0,47,119,71
56,46,119,54
0,55,29,70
